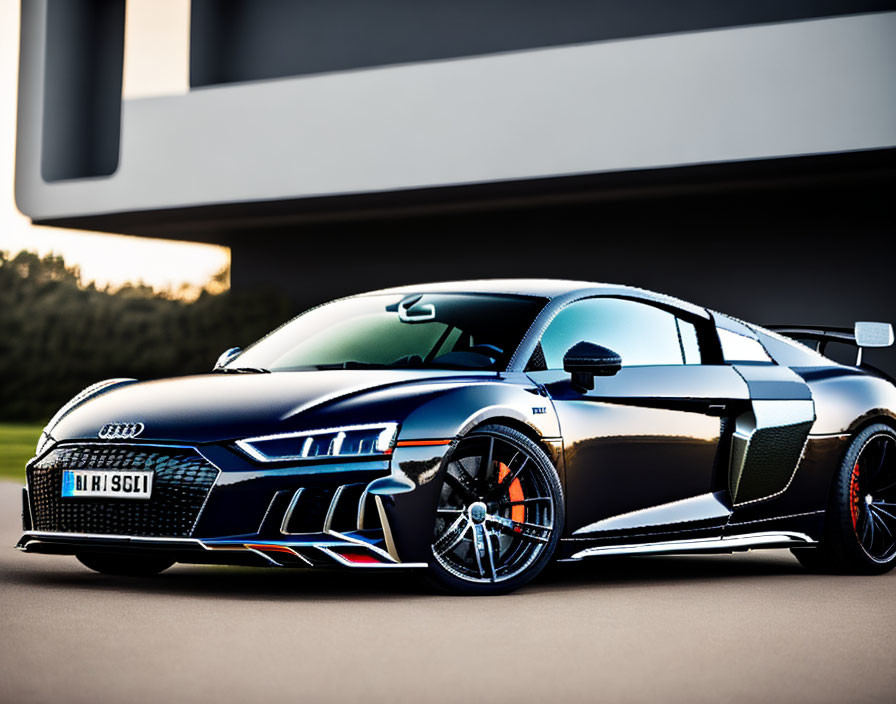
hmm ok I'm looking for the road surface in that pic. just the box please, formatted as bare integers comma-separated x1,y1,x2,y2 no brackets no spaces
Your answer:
1,480,893,703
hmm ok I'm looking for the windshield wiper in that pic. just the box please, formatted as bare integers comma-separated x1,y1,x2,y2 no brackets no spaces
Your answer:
213,366,271,374
314,361,390,370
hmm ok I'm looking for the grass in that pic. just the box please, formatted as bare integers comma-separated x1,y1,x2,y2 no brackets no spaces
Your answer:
0,423,43,481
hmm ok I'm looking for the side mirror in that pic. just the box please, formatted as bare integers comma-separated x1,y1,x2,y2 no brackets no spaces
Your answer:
563,342,622,391
214,347,242,370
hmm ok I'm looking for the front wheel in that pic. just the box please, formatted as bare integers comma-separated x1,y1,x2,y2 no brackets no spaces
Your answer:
77,552,174,576
427,425,564,595
794,423,896,575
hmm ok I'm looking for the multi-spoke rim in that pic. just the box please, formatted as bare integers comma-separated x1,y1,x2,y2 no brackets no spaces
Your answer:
850,433,896,562
431,432,557,584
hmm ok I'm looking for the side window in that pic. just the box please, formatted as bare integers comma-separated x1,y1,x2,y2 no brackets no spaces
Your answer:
539,298,685,369
677,319,702,365
718,329,773,364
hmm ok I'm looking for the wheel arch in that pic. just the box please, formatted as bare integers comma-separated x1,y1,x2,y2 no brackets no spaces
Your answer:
848,413,896,439
463,415,564,483
465,414,548,448
815,415,896,534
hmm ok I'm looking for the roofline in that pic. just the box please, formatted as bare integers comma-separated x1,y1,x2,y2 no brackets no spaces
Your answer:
362,278,709,319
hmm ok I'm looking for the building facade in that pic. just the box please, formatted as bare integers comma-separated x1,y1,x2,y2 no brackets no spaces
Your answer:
15,1,896,368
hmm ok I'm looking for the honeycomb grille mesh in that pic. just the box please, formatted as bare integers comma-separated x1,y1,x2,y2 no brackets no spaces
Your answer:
27,444,218,537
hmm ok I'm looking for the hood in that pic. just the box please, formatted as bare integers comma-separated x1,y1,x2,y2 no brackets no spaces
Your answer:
50,370,494,444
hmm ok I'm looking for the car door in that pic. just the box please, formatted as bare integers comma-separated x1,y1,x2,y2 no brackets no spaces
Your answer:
525,296,750,538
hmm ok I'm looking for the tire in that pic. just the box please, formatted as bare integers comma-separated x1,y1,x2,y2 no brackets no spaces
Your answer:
795,423,896,575
77,552,174,576
426,424,564,595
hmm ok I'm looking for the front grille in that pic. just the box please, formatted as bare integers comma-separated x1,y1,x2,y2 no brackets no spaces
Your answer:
27,444,219,537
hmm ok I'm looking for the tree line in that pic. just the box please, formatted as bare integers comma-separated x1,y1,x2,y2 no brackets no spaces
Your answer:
0,250,293,422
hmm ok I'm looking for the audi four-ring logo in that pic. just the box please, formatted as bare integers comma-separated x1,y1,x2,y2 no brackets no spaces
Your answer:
98,422,145,440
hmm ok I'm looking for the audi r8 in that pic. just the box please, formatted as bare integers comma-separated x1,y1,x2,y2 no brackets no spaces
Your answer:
17,280,896,594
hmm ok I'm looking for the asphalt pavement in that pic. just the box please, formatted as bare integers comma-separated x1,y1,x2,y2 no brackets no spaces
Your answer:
1,480,894,703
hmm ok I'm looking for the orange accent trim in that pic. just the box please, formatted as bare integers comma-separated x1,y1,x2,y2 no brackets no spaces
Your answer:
245,544,297,555
395,439,452,447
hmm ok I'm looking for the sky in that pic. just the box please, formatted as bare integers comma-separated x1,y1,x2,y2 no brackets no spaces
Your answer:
0,0,230,297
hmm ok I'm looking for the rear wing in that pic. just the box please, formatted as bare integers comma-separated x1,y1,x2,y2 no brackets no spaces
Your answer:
766,322,894,366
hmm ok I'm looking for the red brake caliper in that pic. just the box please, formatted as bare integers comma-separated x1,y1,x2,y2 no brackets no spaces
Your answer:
849,461,861,531
497,462,525,530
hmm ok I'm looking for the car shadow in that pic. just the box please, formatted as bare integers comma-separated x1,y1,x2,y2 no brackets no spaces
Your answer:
7,551,810,601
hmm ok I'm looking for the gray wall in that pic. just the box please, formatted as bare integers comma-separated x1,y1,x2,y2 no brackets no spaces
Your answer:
190,0,895,86
16,4,896,228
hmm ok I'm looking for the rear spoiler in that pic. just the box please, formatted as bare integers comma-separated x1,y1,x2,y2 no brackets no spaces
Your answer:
766,322,894,365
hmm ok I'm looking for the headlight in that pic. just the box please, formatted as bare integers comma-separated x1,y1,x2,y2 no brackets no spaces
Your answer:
236,423,399,463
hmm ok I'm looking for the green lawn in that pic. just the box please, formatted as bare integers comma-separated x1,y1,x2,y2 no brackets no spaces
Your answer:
0,423,43,480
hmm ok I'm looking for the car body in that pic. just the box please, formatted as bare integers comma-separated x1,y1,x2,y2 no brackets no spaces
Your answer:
17,280,896,593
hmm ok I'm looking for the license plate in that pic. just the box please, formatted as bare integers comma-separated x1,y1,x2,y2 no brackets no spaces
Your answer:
61,470,153,500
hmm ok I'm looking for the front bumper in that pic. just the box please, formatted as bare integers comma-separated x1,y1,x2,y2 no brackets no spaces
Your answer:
16,530,427,569
19,440,451,569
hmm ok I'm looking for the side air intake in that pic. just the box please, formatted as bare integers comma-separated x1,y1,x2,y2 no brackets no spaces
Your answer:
281,481,382,535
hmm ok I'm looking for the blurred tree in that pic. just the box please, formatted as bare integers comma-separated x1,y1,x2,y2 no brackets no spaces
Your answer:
0,250,292,421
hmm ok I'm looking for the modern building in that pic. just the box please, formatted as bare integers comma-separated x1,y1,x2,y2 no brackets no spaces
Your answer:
15,1,896,368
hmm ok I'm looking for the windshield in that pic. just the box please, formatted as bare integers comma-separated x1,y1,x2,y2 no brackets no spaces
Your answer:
229,293,547,372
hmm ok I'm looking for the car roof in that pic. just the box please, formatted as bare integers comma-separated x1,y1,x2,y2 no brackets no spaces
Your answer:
366,279,709,319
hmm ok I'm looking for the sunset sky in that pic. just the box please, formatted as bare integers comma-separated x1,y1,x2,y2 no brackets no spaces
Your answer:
0,0,230,296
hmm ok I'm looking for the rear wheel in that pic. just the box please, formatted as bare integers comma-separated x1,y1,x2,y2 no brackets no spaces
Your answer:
793,423,896,575
427,424,564,595
77,552,174,576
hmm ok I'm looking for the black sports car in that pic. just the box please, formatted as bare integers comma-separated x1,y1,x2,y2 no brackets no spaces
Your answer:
17,280,896,594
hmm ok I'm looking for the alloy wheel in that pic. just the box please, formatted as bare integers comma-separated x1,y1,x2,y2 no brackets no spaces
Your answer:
849,433,896,562
431,432,558,584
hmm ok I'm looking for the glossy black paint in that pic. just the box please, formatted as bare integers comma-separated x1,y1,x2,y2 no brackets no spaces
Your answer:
529,368,730,534
17,280,896,572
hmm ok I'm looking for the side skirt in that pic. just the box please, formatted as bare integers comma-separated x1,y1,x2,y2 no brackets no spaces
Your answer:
559,531,816,561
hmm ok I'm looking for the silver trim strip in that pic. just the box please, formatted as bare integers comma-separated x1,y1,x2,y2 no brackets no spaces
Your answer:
279,488,305,535
566,531,816,560
243,544,314,567
257,491,285,534
572,492,731,535
244,547,286,566
375,495,401,561
189,467,221,536
726,509,823,528
323,485,348,533
326,529,399,564
18,531,209,548
357,485,371,530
